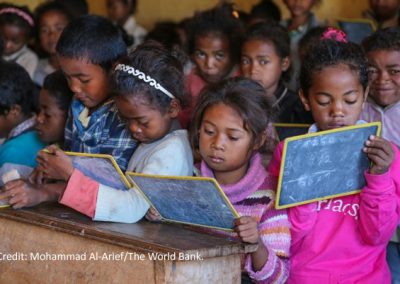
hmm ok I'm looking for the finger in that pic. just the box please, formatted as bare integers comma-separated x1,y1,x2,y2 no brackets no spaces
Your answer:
47,144,59,153
364,146,390,162
3,180,24,191
365,136,394,157
367,153,389,168
0,191,11,200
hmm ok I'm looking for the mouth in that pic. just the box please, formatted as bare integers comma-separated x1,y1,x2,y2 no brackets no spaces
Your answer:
327,123,346,129
208,155,224,164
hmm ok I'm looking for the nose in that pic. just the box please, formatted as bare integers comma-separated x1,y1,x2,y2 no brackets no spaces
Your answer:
69,78,82,94
211,134,225,151
331,101,344,117
376,70,390,83
36,111,45,124
128,120,141,135
205,57,215,69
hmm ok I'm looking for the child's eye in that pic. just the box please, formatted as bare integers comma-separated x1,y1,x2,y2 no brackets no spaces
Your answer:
367,67,378,75
215,52,225,60
241,57,250,65
389,69,400,75
195,51,206,59
229,136,239,141
316,100,330,106
259,59,269,65
79,78,91,84
345,100,357,105
203,128,214,135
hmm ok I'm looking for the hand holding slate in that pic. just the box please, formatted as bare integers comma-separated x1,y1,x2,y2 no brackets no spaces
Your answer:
145,207,162,222
364,135,395,175
36,145,74,181
234,216,259,244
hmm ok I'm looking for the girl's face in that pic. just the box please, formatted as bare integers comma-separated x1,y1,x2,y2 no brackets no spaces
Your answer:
106,0,129,25
39,10,69,55
35,89,67,143
0,24,27,56
241,39,290,96
199,103,255,185
115,95,178,144
284,0,316,17
193,34,232,84
58,56,110,109
300,64,367,131
366,49,400,107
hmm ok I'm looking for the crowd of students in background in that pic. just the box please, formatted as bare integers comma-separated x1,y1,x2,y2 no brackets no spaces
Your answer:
0,0,400,283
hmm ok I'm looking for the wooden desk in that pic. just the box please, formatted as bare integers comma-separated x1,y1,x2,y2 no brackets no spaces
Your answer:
0,203,256,283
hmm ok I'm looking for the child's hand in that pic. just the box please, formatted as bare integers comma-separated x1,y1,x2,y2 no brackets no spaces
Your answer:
363,135,395,175
36,145,74,181
29,168,45,184
145,207,162,222
234,216,259,244
0,180,45,209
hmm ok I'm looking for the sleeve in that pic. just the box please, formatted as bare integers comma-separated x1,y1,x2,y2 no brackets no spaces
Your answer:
358,144,400,245
59,169,99,218
140,138,192,176
94,185,149,223
245,208,291,283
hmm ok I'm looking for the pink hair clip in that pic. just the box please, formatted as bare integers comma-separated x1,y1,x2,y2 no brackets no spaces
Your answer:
321,27,347,43
0,7,34,27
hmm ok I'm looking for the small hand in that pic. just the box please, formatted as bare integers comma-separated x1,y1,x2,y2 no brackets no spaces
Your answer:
0,180,45,209
36,145,74,181
363,135,394,175
145,207,162,222
234,216,259,244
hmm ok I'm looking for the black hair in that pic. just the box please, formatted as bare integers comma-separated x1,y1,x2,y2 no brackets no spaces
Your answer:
42,70,73,112
54,0,88,19
298,26,327,62
34,2,72,30
187,5,244,64
300,39,368,96
0,35,3,55
250,0,282,23
112,41,185,113
56,15,127,72
0,61,37,115
190,77,272,152
362,27,400,53
0,3,34,38
145,21,182,51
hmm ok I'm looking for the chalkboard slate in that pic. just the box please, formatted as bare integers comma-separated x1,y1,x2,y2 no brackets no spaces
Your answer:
337,18,375,44
66,152,130,190
276,122,381,209
126,173,239,231
273,123,310,141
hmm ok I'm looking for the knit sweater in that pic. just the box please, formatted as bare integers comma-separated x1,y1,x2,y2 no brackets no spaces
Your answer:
200,153,290,283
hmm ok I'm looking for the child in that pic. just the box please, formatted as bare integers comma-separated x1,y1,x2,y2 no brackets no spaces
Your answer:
0,61,44,171
2,15,137,209
190,77,290,283
33,2,71,86
106,0,147,48
361,27,400,284
179,5,243,129
33,42,193,223
0,3,38,78
35,70,73,146
241,22,312,123
363,0,400,29
268,33,400,283
281,0,322,91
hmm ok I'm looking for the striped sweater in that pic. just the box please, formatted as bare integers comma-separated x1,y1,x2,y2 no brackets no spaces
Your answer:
200,153,290,283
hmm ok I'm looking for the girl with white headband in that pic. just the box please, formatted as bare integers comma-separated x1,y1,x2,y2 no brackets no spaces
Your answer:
51,41,194,223
0,3,38,79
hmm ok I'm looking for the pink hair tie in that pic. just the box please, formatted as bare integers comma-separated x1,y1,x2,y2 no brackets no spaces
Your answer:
0,7,34,27
321,27,347,43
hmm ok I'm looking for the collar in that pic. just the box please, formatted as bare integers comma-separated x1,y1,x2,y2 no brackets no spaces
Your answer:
3,45,28,62
367,97,400,112
8,116,36,139
200,153,267,203
272,83,288,108
308,120,366,133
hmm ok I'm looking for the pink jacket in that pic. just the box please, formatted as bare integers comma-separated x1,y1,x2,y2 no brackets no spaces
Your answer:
268,142,400,283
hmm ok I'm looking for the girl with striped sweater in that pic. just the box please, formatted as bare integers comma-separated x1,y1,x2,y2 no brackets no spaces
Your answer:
190,77,290,283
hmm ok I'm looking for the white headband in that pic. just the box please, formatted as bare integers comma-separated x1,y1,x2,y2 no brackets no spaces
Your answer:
115,64,175,99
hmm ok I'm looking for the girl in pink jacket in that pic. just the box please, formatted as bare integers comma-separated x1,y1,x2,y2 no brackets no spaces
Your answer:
268,30,400,283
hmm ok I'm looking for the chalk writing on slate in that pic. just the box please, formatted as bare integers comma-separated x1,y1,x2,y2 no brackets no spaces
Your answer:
126,173,239,231
276,122,381,209
273,123,310,141
67,152,129,190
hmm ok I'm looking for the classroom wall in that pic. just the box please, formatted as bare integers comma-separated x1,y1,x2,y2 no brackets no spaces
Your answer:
9,0,370,30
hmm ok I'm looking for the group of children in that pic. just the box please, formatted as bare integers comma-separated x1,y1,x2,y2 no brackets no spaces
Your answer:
0,1,399,283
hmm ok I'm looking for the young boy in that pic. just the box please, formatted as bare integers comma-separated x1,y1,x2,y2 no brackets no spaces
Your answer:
1,15,137,208
362,27,400,284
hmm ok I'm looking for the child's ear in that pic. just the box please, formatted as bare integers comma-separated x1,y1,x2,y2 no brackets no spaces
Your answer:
253,130,267,151
168,99,181,118
299,89,311,111
281,57,290,72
